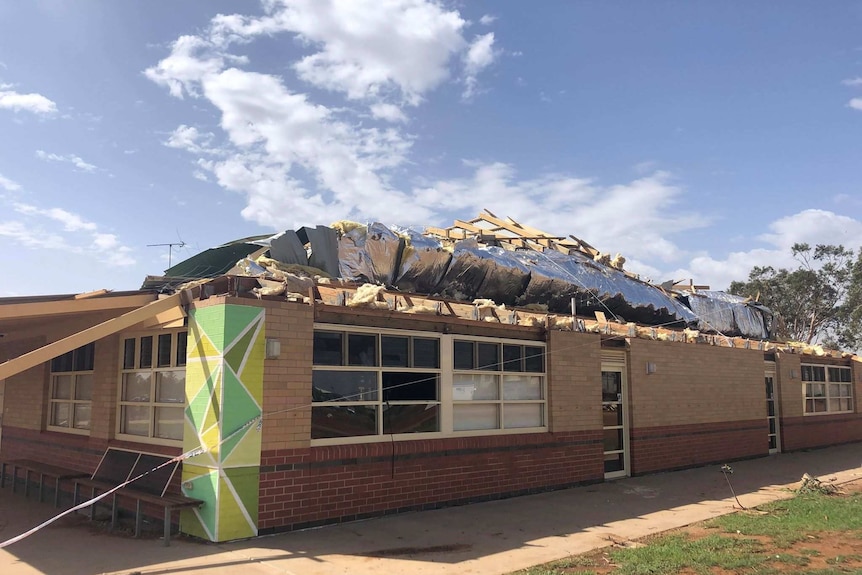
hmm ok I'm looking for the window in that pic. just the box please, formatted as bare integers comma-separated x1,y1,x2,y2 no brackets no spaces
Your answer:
312,330,441,439
453,340,545,431
49,343,95,433
311,327,548,442
118,330,187,442
803,364,853,414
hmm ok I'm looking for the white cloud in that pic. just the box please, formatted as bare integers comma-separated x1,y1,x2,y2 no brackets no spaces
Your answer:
0,200,136,265
463,32,497,99
841,77,862,86
0,172,20,192
192,170,209,182
669,209,862,290
479,14,497,26
0,88,57,115
848,98,862,111
164,124,217,154
370,103,408,123
35,150,99,173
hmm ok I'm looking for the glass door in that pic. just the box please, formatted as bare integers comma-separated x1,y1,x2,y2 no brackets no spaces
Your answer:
765,372,780,454
602,368,628,478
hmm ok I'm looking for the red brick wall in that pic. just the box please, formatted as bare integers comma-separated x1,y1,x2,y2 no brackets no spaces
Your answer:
257,431,603,534
629,419,766,475
781,413,862,451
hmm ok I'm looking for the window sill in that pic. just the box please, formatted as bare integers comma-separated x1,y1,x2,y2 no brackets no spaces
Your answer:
802,410,855,417
45,426,90,436
114,433,183,448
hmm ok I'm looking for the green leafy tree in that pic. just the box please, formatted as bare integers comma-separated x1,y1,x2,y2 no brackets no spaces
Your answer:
728,243,859,347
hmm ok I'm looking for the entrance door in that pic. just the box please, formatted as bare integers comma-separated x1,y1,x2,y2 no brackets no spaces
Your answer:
765,371,780,454
0,379,5,452
602,367,628,478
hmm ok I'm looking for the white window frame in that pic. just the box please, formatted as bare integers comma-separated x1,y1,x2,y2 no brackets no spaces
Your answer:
311,324,548,446
116,329,188,446
47,343,95,435
802,364,854,416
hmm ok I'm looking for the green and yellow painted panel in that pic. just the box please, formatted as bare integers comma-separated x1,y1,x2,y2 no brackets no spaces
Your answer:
180,304,264,541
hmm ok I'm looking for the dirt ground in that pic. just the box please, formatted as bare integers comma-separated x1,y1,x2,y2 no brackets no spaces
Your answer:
561,479,862,575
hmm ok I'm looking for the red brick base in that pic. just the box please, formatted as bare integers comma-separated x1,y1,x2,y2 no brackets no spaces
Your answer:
630,420,767,475
780,414,862,452
258,431,604,534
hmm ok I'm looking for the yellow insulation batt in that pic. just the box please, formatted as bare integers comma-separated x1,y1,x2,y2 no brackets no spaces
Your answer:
347,284,390,309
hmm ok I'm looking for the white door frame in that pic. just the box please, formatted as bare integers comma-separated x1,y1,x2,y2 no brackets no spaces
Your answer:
602,352,629,479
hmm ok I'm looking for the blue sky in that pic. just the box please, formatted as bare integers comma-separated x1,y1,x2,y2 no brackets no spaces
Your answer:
1,0,861,297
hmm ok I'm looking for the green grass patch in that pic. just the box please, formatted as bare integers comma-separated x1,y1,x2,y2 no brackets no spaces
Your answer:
709,493,862,547
607,533,765,575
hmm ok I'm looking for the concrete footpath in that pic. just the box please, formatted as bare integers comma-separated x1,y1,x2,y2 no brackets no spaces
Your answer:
2,442,861,575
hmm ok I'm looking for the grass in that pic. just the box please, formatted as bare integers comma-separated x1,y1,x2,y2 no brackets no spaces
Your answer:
709,493,862,547
513,491,862,575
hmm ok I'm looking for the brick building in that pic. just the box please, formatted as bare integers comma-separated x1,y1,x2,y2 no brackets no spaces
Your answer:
1,215,860,542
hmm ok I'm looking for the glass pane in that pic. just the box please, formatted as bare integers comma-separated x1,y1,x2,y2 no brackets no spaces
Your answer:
765,378,774,398
312,405,377,438
381,336,409,367
157,334,172,368
454,404,498,431
602,371,622,401
454,340,474,370
51,351,74,373
768,436,777,450
477,343,500,371
768,418,776,434
524,346,544,373
154,406,184,440
122,372,152,402
75,374,93,400
502,345,522,372
383,372,438,401
51,402,70,427
74,343,95,371
73,404,91,430
453,373,499,400
156,370,186,403
603,403,623,426
176,331,188,366
53,375,73,400
384,404,440,434
413,338,440,369
312,370,377,402
814,398,827,412
841,384,853,398
604,452,624,473
503,375,543,400
830,384,841,399
313,331,342,365
121,405,150,436
348,334,377,366
604,428,623,452
767,401,775,417
139,336,153,369
504,403,543,428
123,338,136,370
842,398,852,411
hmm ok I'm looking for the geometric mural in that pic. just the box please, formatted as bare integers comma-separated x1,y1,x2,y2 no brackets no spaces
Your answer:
180,304,264,541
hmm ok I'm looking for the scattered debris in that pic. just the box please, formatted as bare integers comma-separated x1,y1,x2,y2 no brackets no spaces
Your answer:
798,473,839,495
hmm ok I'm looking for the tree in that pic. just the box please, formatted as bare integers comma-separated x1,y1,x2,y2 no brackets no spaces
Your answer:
728,243,860,347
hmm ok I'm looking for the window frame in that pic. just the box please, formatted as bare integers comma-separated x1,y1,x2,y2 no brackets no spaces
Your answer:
802,363,854,416
311,324,548,446
47,343,95,435
115,329,188,446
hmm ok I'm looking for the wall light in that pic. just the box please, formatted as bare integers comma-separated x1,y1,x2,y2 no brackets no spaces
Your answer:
789,368,798,380
265,338,281,359
646,362,657,375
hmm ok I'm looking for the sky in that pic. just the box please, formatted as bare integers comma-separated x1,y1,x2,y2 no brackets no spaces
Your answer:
1,0,862,297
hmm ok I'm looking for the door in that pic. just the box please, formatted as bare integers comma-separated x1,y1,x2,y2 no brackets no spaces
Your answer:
765,370,780,454
602,365,628,478
0,379,5,453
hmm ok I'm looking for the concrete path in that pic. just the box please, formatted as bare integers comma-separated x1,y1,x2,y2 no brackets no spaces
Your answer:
2,443,861,575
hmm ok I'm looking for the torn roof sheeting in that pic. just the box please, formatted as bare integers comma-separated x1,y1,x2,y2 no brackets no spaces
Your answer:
163,213,772,339
678,290,773,340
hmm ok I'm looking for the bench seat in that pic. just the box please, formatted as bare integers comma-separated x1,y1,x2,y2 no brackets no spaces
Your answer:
1,459,88,507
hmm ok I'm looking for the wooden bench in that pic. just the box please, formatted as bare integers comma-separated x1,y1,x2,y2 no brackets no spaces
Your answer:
1,459,88,507
72,448,204,546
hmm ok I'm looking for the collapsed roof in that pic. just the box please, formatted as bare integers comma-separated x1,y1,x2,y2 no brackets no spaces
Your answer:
153,212,773,340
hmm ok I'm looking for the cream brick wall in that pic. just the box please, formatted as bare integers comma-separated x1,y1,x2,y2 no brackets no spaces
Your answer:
89,334,120,441
628,339,765,428
1,336,48,430
775,352,802,419
547,331,602,433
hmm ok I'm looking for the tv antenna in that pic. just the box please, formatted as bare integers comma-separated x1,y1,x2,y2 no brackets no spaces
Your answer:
147,241,186,268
